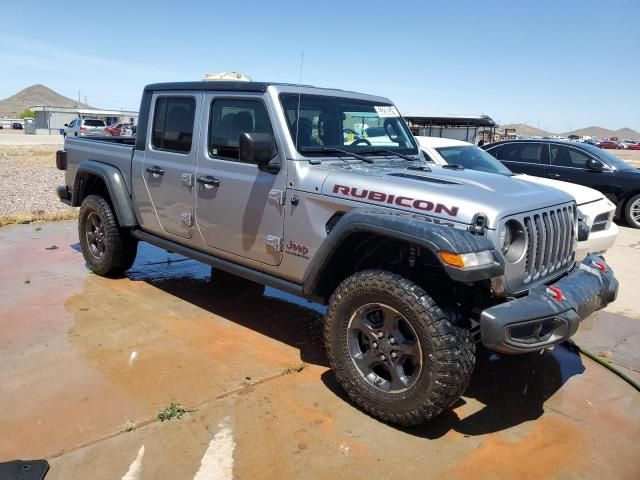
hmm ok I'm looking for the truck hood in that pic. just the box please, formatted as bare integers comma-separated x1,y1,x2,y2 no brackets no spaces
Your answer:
515,174,603,206
319,161,575,228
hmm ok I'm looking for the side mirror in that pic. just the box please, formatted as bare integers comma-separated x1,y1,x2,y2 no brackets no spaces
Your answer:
239,132,274,166
64,123,69,127
586,158,605,172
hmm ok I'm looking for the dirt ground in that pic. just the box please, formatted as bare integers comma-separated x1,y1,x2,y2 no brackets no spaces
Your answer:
0,144,77,226
0,220,638,479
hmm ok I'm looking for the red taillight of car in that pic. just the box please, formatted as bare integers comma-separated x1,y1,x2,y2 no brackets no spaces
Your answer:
80,127,87,132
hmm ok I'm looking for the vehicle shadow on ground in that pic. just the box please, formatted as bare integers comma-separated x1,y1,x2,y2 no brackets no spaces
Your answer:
321,343,585,439
126,247,585,439
135,266,330,368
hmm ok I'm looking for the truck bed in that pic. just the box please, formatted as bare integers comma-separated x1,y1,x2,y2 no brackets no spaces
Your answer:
64,136,136,193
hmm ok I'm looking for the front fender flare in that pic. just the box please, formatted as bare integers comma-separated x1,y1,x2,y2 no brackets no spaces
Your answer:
72,160,137,227
302,209,504,296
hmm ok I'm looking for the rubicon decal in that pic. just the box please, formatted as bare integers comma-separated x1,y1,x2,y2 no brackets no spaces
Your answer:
332,185,459,217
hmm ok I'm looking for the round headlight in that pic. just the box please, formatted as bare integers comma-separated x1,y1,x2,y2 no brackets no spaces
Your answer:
499,220,527,262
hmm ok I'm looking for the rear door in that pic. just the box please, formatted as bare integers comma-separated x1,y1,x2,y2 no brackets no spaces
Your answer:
194,94,285,266
546,143,616,199
492,142,546,176
140,93,200,239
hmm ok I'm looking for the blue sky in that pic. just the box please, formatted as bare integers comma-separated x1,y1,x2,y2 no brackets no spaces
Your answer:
1,0,638,132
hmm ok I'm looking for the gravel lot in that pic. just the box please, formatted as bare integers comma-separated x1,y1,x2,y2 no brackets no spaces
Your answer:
0,144,76,226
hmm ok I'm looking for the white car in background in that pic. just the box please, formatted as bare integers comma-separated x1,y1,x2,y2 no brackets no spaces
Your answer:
416,136,618,260
63,118,108,137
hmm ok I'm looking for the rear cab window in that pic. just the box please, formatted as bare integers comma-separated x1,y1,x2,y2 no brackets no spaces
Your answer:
151,96,196,153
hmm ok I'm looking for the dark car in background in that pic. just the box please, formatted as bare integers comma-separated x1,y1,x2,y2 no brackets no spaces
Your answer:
482,139,640,228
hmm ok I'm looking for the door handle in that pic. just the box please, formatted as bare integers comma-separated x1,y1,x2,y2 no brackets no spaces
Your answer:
146,166,165,176
197,175,220,188
547,173,561,178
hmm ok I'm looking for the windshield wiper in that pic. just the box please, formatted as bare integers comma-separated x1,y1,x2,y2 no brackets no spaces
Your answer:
357,148,419,162
301,147,374,164
442,164,465,170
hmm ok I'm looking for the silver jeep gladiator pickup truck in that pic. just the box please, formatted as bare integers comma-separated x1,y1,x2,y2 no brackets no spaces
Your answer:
56,81,618,425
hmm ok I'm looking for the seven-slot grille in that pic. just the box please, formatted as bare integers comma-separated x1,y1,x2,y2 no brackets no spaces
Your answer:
523,204,576,284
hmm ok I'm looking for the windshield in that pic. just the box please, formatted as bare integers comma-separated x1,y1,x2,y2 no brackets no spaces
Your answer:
436,145,513,176
579,143,635,171
280,93,418,157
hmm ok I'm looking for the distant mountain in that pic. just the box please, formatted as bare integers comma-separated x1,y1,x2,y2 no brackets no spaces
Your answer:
499,123,640,140
500,123,551,137
0,84,91,117
563,126,640,140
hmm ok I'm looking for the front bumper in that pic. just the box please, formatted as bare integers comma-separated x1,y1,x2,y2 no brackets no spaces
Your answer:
480,254,618,354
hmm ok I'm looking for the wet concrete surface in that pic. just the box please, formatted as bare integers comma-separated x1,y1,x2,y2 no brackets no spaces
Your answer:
1,221,639,479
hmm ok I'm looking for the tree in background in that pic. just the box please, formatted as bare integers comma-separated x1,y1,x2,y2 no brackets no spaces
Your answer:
18,109,36,119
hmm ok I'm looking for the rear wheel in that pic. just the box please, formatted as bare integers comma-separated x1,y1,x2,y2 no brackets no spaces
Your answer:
624,193,640,229
324,270,475,426
79,194,138,276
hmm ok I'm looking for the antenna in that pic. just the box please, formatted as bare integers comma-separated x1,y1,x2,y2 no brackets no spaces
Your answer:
294,51,304,149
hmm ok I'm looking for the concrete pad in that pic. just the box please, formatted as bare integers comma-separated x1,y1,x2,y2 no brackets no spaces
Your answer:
600,225,640,317
1,220,639,479
46,350,640,480
0,133,64,145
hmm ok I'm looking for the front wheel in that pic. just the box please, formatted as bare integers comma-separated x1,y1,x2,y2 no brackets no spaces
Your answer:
624,193,640,229
324,270,475,426
79,194,138,276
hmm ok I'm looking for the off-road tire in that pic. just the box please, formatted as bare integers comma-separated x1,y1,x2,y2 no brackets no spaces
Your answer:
324,270,475,426
78,194,138,276
624,193,640,229
210,268,265,299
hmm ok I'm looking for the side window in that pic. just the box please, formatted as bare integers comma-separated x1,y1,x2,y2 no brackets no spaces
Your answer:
209,98,275,162
152,96,196,153
69,120,76,128
496,143,542,164
550,145,591,168
421,149,437,163
486,146,500,158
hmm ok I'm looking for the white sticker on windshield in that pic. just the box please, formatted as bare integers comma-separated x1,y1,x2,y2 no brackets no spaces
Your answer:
374,105,400,118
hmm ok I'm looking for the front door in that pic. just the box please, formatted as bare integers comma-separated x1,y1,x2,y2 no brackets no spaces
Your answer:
545,144,617,200
141,93,200,239
194,94,285,266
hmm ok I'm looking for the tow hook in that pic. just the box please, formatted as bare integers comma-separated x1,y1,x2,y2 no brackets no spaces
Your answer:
546,286,564,302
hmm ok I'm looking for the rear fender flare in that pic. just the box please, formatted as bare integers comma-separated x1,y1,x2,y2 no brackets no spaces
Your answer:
72,160,137,227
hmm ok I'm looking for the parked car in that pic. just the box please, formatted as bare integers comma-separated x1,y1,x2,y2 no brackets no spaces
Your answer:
416,137,618,259
64,118,108,137
105,123,133,137
627,142,640,151
482,139,640,228
596,140,621,149
56,80,618,426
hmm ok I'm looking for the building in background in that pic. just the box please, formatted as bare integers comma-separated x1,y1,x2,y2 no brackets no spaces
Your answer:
403,114,497,145
29,106,139,134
